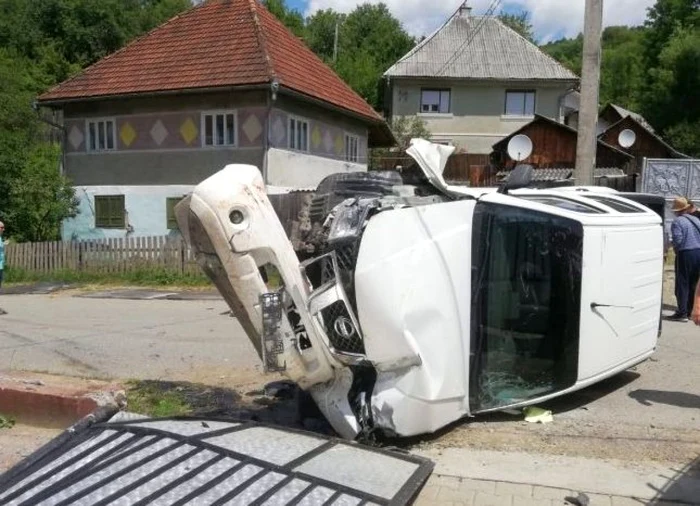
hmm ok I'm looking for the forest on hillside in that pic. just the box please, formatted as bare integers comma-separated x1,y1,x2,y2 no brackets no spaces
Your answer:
0,0,698,241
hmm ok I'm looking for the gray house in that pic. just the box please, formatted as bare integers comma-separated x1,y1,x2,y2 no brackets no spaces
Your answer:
37,0,392,240
383,2,579,154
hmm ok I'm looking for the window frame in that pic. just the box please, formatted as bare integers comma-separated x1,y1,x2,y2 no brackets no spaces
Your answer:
288,115,310,152
94,195,126,229
201,110,238,148
420,88,451,114
344,133,360,162
85,118,117,152
504,90,537,117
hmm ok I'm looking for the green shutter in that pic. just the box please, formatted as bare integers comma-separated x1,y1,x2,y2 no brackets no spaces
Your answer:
166,197,181,230
95,195,125,229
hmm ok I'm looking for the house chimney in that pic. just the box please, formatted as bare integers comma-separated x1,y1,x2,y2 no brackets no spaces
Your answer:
458,1,472,16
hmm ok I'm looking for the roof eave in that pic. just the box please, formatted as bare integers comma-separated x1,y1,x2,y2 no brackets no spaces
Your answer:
383,74,579,82
36,83,272,108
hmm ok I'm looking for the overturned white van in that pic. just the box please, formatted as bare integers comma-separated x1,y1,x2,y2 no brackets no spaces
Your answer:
175,140,663,439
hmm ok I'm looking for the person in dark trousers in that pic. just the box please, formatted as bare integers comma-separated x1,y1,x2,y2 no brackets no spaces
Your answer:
0,221,4,288
669,197,700,322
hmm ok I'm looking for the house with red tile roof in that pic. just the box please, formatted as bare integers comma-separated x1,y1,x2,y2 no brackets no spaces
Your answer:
37,0,392,240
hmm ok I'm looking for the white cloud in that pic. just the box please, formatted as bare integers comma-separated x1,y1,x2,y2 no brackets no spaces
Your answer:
304,0,656,42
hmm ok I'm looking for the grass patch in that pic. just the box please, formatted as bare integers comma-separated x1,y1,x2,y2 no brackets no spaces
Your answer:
0,414,16,429
125,380,193,417
4,266,211,288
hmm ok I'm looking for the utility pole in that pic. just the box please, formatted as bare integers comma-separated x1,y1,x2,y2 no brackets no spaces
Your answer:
575,0,604,186
333,21,339,63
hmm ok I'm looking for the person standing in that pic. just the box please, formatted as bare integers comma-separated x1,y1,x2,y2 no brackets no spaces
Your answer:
669,198,700,322
0,221,5,288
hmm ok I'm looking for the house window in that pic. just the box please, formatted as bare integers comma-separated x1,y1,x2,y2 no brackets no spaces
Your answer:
345,134,359,162
86,119,116,151
202,111,237,146
94,195,125,229
420,89,451,114
289,116,309,152
166,197,183,230
505,91,536,116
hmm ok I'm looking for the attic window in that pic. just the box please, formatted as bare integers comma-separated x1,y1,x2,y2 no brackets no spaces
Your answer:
505,91,536,116
421,89,451,114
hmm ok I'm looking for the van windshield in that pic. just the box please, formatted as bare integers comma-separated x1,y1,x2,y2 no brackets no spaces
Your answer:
470,203,583,411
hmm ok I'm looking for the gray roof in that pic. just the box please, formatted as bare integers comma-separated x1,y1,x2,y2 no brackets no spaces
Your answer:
610,104,656,134
384,10,578,81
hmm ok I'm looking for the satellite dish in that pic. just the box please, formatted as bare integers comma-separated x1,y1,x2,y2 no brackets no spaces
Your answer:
618,129,637,149
507,134,533,162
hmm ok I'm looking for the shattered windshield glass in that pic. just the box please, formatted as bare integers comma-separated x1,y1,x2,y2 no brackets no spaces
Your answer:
470,203,583,411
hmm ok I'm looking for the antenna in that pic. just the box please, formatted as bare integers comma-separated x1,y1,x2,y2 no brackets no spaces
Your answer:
507,134,533,162
618,129,637,149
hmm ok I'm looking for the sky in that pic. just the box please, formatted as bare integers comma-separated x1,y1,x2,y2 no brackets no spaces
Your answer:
285,0,657,43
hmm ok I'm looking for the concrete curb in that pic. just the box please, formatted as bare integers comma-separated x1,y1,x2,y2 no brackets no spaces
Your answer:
0,372,125,427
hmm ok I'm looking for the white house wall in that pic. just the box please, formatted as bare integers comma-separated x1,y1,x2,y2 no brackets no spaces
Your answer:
63,185,195,241
266,148,366,188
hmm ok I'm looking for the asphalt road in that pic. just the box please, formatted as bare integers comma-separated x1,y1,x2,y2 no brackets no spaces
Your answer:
0,291,697,449
0,293,263,385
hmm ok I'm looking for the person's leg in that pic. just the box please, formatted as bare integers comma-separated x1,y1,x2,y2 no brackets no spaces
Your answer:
686,249,700,316
675,251,691,319
675,253,681,312
0,268,3,288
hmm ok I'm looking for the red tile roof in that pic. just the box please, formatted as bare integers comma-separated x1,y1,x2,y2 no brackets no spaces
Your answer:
38,0,383,125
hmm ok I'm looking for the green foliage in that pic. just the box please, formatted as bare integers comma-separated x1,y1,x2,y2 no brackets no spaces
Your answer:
4,265,210,287
305,9,346,62
369,116,431,169
498,10,535,42
0,0,193,242
262,0,305,38
126,380,192,417
644,25,700,155
0,414,15,429
543,1,700,155
264,2,414,109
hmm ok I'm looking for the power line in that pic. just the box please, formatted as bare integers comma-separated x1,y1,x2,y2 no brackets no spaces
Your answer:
437,0,502,77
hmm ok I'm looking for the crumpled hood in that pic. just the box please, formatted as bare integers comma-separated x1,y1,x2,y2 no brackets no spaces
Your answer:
405,138,456,194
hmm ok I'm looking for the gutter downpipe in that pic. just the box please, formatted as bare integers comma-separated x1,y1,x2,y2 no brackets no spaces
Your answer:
262,79,279,185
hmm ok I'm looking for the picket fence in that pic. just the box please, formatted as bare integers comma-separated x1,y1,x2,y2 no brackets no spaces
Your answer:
5,235,202,275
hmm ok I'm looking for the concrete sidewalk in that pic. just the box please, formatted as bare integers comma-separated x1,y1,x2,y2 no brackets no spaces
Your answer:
415,448,700,505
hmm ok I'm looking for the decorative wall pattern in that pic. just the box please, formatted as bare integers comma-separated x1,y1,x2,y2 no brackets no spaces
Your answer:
65,107,368,162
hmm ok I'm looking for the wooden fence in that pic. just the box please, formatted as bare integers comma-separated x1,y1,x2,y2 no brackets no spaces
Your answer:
5,235,201,275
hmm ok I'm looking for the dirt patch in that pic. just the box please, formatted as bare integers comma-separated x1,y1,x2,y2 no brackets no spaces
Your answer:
0,424,62,473
408,416,700,465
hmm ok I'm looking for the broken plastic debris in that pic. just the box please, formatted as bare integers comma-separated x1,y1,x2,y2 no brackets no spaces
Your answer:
523,406,553,423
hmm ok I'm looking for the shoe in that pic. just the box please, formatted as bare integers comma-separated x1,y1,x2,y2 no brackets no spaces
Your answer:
665,313,689,322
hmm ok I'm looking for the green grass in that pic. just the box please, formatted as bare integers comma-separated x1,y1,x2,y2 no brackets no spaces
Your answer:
0,414,16,429
125,380,193,417
4,266,211,288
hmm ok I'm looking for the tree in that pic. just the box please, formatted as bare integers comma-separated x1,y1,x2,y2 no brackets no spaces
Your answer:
262,0,305,38
369,116,431,169
333,3,414,108
498,10,535,42
541,35,584,75
305,9,346,62
0,49,78,240
644,26,700,155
